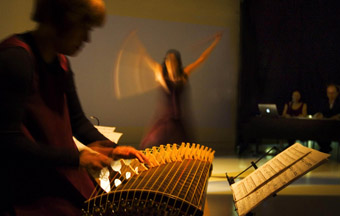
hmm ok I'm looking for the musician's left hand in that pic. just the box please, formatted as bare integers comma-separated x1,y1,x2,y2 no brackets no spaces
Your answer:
111,146,150,165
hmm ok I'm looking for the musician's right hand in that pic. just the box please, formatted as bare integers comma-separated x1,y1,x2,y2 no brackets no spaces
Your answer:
111,146,151,165
79,149,112,170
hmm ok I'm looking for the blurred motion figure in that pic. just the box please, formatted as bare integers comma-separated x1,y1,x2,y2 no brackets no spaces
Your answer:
139,33,222,149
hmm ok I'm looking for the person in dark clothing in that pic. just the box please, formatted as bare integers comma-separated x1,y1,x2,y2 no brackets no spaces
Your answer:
314,84,340,153
0,0,148,215
282,90,307,118
315,84,340,120
282,90,308,147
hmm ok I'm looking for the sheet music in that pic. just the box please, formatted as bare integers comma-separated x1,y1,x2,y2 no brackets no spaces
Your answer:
231,143,310,201
94,125,123,144
74,125,123,151
231,143,330,216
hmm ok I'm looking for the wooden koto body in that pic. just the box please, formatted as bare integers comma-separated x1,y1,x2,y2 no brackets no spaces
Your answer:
82,143,215,216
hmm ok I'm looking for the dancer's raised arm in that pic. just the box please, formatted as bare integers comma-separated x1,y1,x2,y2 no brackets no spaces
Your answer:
184,32,222,76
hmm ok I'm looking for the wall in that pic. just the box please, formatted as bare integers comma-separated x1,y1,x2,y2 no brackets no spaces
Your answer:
0,0,240,155
0,1,35,39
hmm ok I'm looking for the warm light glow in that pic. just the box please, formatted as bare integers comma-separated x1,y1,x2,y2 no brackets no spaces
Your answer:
113,31,159,99
100,179,111,193
114,179,122,187
99,167,111,192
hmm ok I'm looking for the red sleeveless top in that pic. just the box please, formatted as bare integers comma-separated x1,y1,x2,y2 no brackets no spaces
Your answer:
0,36,94,201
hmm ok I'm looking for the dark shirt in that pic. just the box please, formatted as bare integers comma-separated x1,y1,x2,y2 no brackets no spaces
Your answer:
0,32,109,166
286,102,305,116
0,32,112,213
319,97,340,118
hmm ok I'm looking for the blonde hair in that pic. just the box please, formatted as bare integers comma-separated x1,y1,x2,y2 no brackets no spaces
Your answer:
32,0,106,30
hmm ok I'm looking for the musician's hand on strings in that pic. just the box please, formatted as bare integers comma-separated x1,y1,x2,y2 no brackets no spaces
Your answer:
111,146,150,165
88,140,117,157
88,141,150,165
79,149,112,170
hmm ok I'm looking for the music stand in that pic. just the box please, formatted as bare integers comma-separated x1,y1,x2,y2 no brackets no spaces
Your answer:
225,143,330,216
226,147,277,216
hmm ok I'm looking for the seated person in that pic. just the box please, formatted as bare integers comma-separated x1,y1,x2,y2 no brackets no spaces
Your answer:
314,84,340,153
282,90,307,118
281,90,307,147
314,84,340,120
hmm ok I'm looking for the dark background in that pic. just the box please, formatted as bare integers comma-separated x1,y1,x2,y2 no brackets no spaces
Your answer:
238,0,340,123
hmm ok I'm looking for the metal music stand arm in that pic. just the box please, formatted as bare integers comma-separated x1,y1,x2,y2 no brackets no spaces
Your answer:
225,146,278,185
225,146,278,216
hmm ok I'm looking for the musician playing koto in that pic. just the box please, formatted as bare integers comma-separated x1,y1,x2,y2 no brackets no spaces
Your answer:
0,0,148,215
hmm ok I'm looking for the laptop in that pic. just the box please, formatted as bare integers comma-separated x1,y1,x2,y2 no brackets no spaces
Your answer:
258,104,279,117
